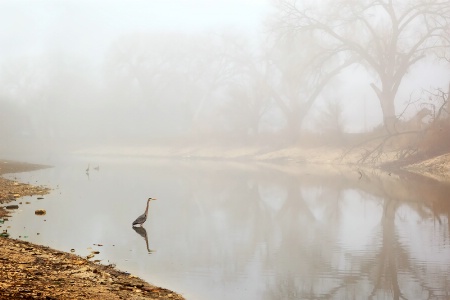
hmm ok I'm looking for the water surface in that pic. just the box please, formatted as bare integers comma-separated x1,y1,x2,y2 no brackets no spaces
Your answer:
3,156,450,299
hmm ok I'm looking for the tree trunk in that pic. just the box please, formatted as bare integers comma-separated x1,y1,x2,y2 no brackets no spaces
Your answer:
380,95,397,134
285,110,306,143
446,82,450,124
372,83,397,134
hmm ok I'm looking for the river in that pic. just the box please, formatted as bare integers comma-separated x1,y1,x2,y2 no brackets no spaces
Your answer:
3,155,450,300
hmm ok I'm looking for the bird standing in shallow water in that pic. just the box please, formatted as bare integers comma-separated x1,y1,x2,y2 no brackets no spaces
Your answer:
132,198,157,226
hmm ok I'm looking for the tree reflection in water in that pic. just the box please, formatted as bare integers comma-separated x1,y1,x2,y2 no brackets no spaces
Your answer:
274,171,448,299
174,162,450,300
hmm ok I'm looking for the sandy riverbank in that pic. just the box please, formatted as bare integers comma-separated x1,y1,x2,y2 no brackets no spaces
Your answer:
0,160,185,300
76,144,450,183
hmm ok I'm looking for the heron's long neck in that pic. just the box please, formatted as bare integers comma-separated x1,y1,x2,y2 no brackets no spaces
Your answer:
144,200,151,216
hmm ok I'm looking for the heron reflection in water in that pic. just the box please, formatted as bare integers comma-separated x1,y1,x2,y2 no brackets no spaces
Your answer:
132,226,153,253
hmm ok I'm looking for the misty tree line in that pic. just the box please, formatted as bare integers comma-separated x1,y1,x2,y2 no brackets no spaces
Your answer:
0,0,449,147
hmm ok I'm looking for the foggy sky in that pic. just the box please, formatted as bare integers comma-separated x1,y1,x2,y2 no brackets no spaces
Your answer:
0,0,449,155
0,0,271,60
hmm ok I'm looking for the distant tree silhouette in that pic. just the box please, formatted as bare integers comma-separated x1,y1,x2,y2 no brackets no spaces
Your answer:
271,0,450,134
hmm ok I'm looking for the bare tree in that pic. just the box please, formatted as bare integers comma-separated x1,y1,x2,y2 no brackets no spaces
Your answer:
271,0,450,134
103,32,246,139
0,54,96,143
185,33,242,127
266,16,357,141
222,74,272,139
315,98,347,144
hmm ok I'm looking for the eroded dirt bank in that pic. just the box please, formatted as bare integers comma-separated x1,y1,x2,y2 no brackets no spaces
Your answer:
0,237,184,300
0,160,185,300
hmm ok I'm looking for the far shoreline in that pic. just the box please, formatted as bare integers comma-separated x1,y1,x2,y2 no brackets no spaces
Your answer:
72,144,450,183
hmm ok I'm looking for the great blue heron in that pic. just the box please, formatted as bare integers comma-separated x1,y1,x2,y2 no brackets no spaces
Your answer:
132,197,157,226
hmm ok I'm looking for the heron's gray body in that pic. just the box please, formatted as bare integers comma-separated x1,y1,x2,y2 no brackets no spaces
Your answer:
132,197,156,226
132,213,147,226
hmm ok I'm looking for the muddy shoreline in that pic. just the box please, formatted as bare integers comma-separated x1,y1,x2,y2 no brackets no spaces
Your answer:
0,160,185,300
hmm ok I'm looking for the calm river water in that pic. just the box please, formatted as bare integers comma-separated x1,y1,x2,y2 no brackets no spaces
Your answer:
3,155,450,300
